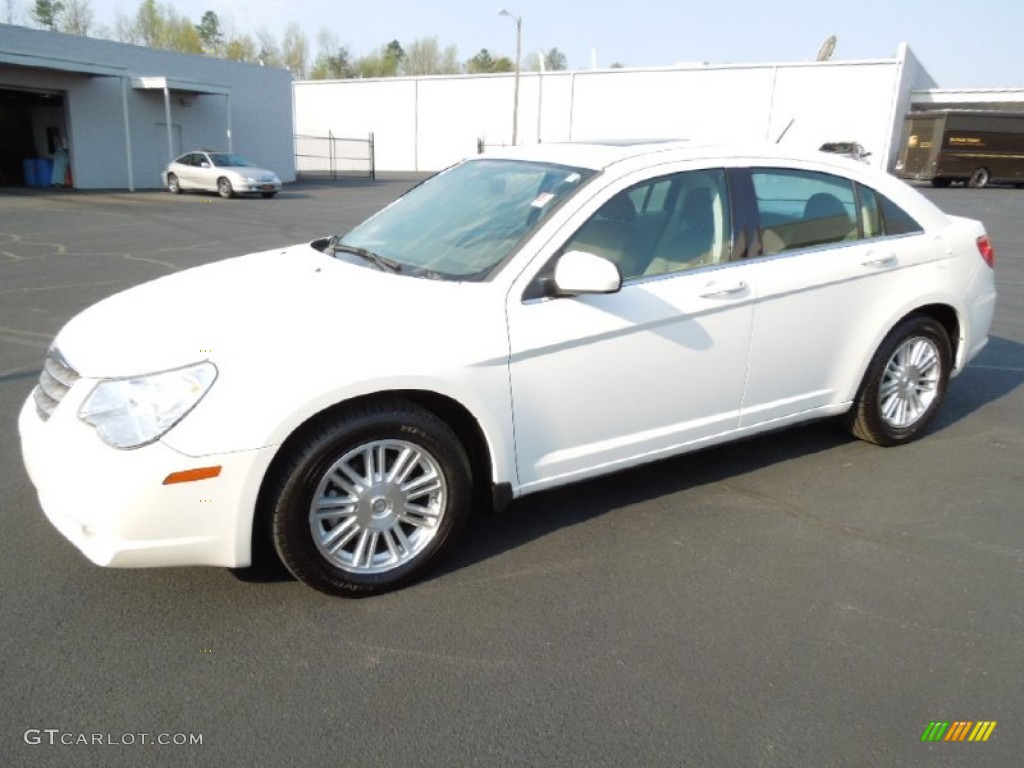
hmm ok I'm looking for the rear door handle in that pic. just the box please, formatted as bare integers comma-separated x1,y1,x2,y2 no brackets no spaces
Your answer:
700,281,747,298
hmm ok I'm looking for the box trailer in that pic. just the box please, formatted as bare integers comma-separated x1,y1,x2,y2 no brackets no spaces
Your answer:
894,110,1024,188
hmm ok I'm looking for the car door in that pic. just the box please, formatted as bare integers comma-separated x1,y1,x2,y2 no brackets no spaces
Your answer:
505,167,757,493
175,153,201,189
735,166,936,428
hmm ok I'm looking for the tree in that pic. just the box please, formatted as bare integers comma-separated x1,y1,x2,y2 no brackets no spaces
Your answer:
32,0,64,30
382,39,404,74
310,29,351,79
466,48,495,74
281,22,309,77
544,47,567,71
255,27,282,67
133,0,163,46
57,0,92,35
196,10,223,55
224,33,258,63
401,36,459,76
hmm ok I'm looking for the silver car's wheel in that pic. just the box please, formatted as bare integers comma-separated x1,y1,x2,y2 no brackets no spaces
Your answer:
269,400,472,596
167,173,182,194
217,177,234,198
310,439,447,574
847,315,951,446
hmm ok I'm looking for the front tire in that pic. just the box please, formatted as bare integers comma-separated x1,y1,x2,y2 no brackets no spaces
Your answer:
268,400,472,596
217,177,234,198
846,315,952,446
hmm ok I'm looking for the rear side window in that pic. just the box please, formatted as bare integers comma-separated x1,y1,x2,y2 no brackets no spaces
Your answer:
855,183,923,237
879,195,923,235
752,169,857,254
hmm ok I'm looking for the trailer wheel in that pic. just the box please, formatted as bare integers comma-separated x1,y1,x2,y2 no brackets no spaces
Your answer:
967,168,991,189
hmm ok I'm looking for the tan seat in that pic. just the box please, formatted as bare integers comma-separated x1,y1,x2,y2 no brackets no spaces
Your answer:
566,194,641,277
644,187,715,276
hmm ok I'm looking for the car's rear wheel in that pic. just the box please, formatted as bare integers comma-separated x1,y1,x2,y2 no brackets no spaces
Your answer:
217,177,234,198
268,400,472,596
967,167,991,188
261,191,277,198
846,315,952,446
167,173,182,194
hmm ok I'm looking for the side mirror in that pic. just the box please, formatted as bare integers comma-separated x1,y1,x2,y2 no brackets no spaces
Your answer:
552,250,622,296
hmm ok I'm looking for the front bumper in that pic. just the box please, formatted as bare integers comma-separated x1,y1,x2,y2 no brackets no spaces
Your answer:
18,385,277,569
234,179,282,194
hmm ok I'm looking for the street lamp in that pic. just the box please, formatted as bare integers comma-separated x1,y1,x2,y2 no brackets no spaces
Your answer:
497,7,521,145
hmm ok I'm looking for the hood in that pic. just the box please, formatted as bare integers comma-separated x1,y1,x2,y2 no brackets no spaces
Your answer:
55,242,495,379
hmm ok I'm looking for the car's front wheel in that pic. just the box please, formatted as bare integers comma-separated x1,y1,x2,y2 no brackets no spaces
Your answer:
268,400,472,596
846,315,952,446
167,173,182,194
217,177,234,198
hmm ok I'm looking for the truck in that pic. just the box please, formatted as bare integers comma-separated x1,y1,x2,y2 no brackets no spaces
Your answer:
893,110,1024,189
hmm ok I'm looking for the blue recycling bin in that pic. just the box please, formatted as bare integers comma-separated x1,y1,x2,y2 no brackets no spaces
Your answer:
22,158,38,187
36,158,54,186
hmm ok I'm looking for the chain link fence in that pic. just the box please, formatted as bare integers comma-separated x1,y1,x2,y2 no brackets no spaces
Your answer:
295,132,375,180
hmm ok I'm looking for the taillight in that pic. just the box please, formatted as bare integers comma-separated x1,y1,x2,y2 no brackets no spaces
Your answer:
977,235,995,268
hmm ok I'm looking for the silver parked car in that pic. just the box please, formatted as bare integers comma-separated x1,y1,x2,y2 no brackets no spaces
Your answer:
162,150,282,198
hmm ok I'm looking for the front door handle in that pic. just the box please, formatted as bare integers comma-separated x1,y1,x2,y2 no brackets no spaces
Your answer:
861,254,898,268
700,281,747,298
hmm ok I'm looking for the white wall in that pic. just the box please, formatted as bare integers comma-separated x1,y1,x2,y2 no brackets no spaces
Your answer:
294,47,934,173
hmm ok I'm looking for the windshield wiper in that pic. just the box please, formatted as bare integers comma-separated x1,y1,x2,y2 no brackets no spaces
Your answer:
328,237,402,273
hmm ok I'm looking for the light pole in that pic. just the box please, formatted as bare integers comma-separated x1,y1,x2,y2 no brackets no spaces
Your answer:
498,7,521,145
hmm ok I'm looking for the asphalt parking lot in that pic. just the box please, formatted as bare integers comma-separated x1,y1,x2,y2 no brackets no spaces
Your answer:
1,178,1021,767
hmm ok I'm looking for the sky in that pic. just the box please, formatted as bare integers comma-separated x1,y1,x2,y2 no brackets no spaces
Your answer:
9,0,1024,88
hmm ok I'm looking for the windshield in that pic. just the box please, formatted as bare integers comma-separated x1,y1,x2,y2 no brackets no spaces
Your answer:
338,158,594,280
209,153,253,167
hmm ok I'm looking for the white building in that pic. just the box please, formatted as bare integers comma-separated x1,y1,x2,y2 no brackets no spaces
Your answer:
293,43,940,173
0,24,295,190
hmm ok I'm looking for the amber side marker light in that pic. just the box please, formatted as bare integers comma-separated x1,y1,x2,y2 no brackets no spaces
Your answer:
977,235,996,268
163,466,222,485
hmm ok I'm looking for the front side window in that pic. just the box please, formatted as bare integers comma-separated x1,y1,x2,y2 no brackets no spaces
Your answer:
209,153,253,168
340,159,594,281
752,169,857,254
561,168,732,281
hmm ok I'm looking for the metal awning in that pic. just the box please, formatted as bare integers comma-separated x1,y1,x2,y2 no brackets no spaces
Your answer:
130,75,231,96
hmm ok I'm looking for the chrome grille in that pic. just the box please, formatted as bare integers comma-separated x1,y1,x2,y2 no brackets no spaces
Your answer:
33,348,80,421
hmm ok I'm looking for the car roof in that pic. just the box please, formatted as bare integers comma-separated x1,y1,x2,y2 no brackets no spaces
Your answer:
478,139,868,173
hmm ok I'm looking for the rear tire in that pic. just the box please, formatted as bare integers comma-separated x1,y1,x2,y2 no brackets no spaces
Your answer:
930,177,951,188
268,400,472,596
261,191,277,198
167,173,182,194
967,167,991,188
846,315,952,446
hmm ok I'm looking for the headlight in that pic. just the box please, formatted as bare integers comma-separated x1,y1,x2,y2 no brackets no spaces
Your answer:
78,362,217,449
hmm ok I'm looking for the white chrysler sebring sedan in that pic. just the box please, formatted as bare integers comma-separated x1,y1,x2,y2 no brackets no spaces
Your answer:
20,142,997,596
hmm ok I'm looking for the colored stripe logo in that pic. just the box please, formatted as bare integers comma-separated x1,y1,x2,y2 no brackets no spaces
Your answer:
921,721,997,742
